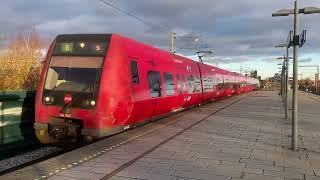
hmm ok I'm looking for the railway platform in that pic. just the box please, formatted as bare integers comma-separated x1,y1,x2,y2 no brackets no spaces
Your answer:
2,91,320,180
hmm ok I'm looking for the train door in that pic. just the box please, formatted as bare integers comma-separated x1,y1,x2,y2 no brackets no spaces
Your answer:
160,72,178,112
147,71,162,115
180,74,189,107
174,62,189,108
126,58,157,124
174,74,185,111
147,71,174,118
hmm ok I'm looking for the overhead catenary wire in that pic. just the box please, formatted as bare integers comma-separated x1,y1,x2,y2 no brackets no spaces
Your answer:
97,0,208,54
97,0,167,32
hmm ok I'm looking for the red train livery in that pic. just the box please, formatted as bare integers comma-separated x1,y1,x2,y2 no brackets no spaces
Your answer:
34,34,259,144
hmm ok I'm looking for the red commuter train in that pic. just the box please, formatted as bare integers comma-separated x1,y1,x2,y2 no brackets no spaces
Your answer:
34,34,259,144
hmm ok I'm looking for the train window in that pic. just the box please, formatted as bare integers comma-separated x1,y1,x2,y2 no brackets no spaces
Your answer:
148,71,162,97
130,61,139,84
212,76,217,90
202,78,208,92
204,77,213,92
176,74,181,94
194,76,202,92
164,73,175,96
182,75,187,93
188,75,195,93
202,77,212,92
216,75,224,90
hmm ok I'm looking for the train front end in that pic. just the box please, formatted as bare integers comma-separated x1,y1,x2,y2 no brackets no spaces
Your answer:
34,34,111,144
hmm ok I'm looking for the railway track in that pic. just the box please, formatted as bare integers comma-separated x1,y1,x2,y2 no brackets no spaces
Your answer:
0,146,62,175
0,140,85,175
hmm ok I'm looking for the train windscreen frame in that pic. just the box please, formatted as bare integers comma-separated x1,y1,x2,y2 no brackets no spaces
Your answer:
42,34,111,108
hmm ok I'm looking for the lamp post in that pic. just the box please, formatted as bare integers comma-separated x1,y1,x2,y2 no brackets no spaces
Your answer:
276,37,292,119
277,64,285,98
272,1,320,151
170,32,175,53
299,65,319,93
276,55,293,119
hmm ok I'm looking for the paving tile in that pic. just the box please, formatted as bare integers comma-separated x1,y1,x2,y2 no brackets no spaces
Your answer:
116,170,174,180
147,162,173,169
284,167,315,176
276,159,311,169
241,158,275,166
313,169,320,176
174,170,231,180
57,170,105,180
108,176,141,180
305,175,320,180
263,169,304,179
236,173,284,180
148,168,176,176
69,165,94,172
48,175,81,180
246,163,283,172
220,161,246,168
90,167,115,174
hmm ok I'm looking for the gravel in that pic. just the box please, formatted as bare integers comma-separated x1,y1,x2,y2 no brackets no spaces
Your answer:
0,146,62,173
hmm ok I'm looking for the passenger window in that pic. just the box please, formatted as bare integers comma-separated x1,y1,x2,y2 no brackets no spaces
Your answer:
217,76,224,90
188,75,195,93
203,77,213,92
147,71,162,97
194,76,201,92
176,74,181,94
130,61,139,84
164,73,175,96
182,75,187,93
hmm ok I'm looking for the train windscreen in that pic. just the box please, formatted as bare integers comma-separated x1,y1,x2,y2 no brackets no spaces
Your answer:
42,35,111,107
44,56,103,93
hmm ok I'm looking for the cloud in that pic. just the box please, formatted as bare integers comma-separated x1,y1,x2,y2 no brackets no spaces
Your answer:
0,0,319,64
203,55,257,64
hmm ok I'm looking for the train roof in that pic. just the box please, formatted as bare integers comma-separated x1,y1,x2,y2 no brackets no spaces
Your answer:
54,34,258,80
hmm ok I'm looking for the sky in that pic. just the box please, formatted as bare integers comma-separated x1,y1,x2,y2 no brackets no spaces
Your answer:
0,0,320,79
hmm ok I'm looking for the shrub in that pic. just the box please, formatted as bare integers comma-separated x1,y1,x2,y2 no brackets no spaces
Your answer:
0,29,44,90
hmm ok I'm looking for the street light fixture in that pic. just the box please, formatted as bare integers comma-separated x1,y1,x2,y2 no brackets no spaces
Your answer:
272,9,294,16
276,56,293,60
303,7,320,14
272,7,320,16
272,0,320,151
275,44,287,48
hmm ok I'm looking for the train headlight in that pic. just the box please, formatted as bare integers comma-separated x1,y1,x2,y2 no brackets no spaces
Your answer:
79,42,85,48
84,100,96,106
90,100,96,106
45,96,50,102
43,96,54,104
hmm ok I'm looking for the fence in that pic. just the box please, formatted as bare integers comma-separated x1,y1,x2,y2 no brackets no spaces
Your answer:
0,91,37,146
